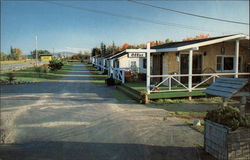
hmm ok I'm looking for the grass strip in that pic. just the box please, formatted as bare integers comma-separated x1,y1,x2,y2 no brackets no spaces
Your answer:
0,60,36,65
0,64,72,82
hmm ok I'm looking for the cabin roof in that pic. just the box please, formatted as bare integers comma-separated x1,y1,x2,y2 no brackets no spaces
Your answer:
152,33,249,52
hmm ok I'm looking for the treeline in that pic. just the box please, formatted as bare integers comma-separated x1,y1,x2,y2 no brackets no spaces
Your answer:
0,47,25,61
91,39,172,57
0,47,53,61
91,34,211,57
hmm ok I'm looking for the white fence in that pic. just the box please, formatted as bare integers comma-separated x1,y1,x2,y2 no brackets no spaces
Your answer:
150,73,250,93
112,68,128,83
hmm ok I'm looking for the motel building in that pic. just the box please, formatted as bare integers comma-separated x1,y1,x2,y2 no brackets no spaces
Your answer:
91,33,250,99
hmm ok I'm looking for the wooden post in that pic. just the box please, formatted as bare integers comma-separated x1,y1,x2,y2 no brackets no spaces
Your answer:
102,59,105,72
122,70,125,83
168,77,171,91
240,96,246,117
146,42,151,94
222,98,228,107
112,68,115,79
235,39,239,78
188,50,193,92
110,59,114,77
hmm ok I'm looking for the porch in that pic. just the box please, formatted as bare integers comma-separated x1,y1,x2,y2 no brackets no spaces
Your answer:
115,72,249,101
113,34,249,96
118,82,206,100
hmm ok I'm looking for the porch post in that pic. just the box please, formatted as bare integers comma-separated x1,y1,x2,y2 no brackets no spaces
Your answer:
234,39,239,78
102,59,105,72
146,42,151,94
110,59,114,77
188,50,193,92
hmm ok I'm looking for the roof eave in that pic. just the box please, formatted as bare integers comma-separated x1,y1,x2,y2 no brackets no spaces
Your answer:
155,34,249,52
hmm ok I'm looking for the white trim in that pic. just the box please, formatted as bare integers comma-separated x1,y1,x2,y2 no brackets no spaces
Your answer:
108,50,126,59
216,55,243,73
125,49,156,53
235,39,239,78
146,43,151,94
155,34,249,52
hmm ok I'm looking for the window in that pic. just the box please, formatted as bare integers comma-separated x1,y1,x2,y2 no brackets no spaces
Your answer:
216,56,242,72
224,57,234,71
143,58,147,69
131,61,136,67
216,56,222,71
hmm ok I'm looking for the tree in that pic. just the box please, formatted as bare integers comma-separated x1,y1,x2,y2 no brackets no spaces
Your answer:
10,47,23,60
122,43,129,49
100,42,107,56
30,50,51,59
183,34,210,41
0,52,7,61
91,47,101,57
84,50,90,55
165,38,172,43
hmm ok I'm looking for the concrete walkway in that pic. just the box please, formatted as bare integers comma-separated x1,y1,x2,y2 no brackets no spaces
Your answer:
0,64,214,160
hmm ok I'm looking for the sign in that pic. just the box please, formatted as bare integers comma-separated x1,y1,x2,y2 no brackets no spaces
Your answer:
128,52,146,58
40,56,52,62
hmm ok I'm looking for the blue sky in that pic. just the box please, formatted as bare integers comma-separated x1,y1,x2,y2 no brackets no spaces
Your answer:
1,0,249,55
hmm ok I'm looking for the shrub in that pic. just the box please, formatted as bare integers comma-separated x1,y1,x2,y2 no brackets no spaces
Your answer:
205,106,250,130
48,60,64,71
105,77,115,86
6,73,15,83
34,66,41,72
41,64,49,73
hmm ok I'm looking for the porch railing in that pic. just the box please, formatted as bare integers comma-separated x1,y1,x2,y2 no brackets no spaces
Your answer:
112,68,129,83
150,73,250,93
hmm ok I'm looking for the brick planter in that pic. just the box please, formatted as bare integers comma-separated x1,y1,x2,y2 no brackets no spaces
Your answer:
204,120,250,160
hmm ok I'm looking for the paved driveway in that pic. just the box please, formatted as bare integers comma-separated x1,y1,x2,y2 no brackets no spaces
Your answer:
0,64,214,160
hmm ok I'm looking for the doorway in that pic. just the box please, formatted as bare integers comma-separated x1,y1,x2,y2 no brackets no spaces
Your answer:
152,53,163,84
180,53,202,84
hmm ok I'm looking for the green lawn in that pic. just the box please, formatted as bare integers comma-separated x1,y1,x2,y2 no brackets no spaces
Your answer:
0,64,72,82
123,82,206,99
84,63,107,84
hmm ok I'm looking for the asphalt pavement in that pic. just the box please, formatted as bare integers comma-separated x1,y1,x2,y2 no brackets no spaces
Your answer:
0,64,215,160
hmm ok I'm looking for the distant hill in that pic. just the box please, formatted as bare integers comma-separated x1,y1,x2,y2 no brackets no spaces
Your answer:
54,51,76,56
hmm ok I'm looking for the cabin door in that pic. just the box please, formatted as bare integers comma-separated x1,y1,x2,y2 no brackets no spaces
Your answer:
180,54,202,84
192,54,202,83
152,54,163,84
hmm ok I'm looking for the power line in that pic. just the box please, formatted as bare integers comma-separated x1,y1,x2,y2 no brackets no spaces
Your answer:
128,0,249,25
43,1,231,34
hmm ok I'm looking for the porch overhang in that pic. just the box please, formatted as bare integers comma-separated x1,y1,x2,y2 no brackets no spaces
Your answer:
153,33,249,53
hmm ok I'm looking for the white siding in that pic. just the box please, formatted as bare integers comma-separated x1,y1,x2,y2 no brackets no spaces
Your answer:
116,55,146,73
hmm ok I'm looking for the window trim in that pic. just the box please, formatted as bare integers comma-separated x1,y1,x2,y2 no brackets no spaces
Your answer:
131,61,137,67
216,55,243,72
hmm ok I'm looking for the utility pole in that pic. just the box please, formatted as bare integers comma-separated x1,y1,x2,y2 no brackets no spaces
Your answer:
35,36,38,66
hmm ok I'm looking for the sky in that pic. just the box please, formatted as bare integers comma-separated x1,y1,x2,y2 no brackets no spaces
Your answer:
1,0,249,55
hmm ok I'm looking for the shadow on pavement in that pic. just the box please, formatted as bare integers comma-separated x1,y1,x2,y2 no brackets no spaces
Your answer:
0,141,215,160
